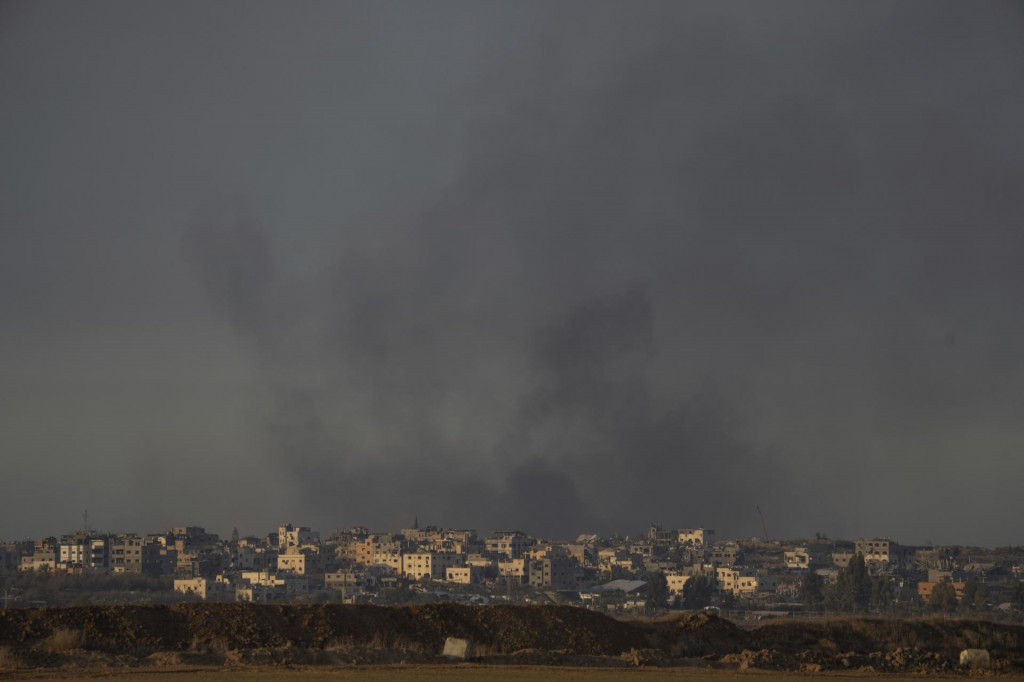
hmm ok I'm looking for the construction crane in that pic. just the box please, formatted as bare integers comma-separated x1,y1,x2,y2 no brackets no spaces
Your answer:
756,505,769,542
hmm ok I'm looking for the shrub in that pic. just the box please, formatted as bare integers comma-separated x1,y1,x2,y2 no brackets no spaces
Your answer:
41,628,84,653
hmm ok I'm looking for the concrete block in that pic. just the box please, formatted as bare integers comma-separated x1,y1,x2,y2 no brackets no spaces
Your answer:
442,637,473,659
960,649,990,669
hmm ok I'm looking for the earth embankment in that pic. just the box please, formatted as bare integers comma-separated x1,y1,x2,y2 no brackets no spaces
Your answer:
0,603,644,656
0,603,1022,673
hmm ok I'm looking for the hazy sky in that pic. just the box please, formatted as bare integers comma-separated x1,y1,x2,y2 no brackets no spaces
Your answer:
2,1,1024,546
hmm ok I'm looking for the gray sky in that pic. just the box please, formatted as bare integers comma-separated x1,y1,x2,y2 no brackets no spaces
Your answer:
2,1,1023,546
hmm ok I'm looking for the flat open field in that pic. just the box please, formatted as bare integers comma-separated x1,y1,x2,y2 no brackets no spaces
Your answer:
4,667,1022,682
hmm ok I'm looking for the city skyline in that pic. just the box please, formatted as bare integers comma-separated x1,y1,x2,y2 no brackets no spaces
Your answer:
0,515,1016,552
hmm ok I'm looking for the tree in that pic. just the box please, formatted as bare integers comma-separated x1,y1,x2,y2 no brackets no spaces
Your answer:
646,572,669,609
973,583,989,613
871,576,892,613
824,554,872,613
800,572,824,612
1013,581,1024,612
961,580,979,613
682,574,715,610
960,580,989,613
929,582,958,614
823,581,843,612
846,554,872,612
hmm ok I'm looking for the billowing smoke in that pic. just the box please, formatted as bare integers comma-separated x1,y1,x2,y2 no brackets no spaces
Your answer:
3,1,1024,544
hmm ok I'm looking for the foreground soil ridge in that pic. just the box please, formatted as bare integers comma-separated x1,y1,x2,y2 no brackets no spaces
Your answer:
1,603,1022,673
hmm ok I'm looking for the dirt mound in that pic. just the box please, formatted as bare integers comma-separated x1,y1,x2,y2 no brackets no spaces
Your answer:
749,617,1024,667
1,604,1022,673
635,611,747,658
0,603,645,661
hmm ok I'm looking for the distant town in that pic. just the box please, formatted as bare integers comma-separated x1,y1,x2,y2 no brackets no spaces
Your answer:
3,522,1024,619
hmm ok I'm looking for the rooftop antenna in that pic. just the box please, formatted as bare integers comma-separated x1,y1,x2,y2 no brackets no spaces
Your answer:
756,505,769,543
83,509,89,533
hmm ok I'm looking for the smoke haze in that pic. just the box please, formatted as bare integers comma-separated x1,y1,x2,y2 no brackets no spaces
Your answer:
2,1,1024,545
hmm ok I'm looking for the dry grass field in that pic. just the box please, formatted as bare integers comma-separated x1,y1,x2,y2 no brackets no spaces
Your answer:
2,666,1019,682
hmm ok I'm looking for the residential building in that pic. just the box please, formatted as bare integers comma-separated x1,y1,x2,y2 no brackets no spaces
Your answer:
666,573,691,595
708,544,742,566
678,528,715,547
278,524,319,550
446,566,484,584
277,553,307,575
486,531,532,559
372,549,404,573
918,580,967,602
174,576,234,601
20,549,56,572
647,524,676,543
833,551,855,568
855,539,914,569
402,550,463,580
717,567,741,594
497,558,527,581
527,556,576,588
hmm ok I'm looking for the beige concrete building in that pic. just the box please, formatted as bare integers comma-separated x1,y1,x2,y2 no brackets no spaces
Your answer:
666,573,691,595
466,554,497,569
276,553,307,575
735,575,759,594
233,545,266,571
240,571,309,599
785,548,811,570
174,576,234,601
708,544,741,566
278,524,319,550
678,528,715,547
855,539,914,568
833,550,855,568
171,526,219,545
564,544,590,565
400,525,442,543
402,550,464,580
372,550,404,573
59,538,88,569
355,534,402,566
527,556,576,588
735,574,779,595
235,583,279,603
445,566,484,584
485,531,532,558
20,550,56,572
716,567,741,594
647,524,676,543
111,537,145,574
402,551,433,580
325,570,361,590
497,558,527,580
